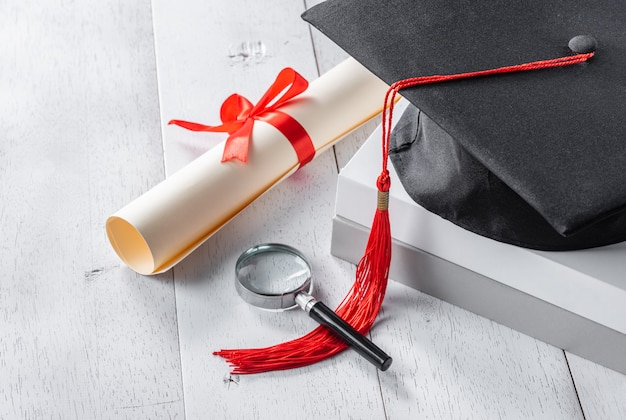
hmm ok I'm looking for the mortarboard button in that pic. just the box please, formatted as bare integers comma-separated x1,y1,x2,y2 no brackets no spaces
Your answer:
568,35,597,54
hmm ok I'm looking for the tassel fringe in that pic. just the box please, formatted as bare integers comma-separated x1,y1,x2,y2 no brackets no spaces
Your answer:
214,184,392,375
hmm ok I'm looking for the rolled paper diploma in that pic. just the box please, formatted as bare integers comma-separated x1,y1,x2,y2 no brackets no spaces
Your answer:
106,58,389,275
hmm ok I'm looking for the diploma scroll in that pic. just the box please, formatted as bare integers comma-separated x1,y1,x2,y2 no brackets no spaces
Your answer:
106,58,389,275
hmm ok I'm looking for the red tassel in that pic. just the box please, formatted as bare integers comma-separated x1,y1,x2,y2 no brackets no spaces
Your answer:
213,196,391,374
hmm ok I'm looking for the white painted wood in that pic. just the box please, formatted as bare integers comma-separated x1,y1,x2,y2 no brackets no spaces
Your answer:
4,0,625,418
375,281,584,419
567,353,626,419
0,1,183,418
304,0,380,170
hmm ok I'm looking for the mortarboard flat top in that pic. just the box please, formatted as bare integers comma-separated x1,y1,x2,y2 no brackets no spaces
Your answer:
303,0,626,250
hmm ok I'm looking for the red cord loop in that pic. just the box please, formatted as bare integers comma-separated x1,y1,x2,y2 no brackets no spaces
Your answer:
376,170,391,192
380,52,594,175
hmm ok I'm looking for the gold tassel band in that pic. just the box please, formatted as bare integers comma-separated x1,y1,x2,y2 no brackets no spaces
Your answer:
377,190,389,211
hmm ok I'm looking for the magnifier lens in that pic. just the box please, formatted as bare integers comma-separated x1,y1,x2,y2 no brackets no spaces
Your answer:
237,249,310,294
235,244,312,310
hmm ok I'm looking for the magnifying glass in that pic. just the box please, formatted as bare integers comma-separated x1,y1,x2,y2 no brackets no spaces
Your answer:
235,243,392,371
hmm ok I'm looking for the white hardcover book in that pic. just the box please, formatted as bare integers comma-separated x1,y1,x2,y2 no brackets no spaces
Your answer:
332,107,626,374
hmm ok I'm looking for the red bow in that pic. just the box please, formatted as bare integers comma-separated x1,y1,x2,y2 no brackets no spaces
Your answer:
169,68,314,165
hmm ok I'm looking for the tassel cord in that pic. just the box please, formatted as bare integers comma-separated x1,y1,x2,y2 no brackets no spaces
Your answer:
213,51,593,375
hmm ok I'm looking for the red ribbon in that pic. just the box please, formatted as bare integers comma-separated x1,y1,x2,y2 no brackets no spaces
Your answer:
169,68,315,166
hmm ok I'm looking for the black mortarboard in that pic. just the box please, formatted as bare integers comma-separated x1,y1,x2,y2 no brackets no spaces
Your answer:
303,0,626,250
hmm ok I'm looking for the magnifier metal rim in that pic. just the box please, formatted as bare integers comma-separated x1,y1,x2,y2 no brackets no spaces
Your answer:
235,243,313,311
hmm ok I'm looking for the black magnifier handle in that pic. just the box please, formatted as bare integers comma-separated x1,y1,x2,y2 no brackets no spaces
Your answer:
295,292,393,371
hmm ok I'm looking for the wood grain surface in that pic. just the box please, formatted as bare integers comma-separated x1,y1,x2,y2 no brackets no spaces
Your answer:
1,0,624,418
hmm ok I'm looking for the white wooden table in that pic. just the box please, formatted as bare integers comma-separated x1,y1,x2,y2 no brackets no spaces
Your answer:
2,0,625,418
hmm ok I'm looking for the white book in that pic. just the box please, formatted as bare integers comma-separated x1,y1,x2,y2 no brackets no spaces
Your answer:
332,105,626,374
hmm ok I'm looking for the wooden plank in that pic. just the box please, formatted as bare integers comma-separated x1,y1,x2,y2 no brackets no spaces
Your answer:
151,0,388,418
304,0,380,170
374,282,585,418
0,1,183,418
567,353,626,419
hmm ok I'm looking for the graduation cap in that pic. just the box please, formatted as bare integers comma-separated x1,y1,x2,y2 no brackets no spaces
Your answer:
303,0,626,250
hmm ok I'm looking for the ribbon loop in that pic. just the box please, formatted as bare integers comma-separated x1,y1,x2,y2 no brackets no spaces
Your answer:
221,94,254,124
169,68,315,166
